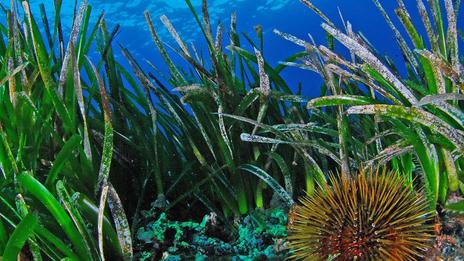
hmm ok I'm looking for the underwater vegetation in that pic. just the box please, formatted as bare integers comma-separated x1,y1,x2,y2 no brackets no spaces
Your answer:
282,0,464,259
0,0,462,260
285,0,464,210
288,169,433,260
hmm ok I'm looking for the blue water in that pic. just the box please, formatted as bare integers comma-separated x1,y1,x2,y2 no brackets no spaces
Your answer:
3,0,464,97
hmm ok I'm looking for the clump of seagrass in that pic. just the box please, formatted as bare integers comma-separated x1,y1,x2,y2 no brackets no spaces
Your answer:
287,169,434,260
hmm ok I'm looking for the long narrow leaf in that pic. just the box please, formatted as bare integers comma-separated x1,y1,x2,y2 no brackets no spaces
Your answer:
239,164,294,207
3,214,38,261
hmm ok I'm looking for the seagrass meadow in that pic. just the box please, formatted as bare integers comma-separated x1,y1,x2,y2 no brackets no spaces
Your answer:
0,0,463,260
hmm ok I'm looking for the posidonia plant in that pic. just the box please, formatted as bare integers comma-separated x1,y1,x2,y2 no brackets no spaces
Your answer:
126,0,345,219
0,1,131,260
276,0,464,209
0,0,341,259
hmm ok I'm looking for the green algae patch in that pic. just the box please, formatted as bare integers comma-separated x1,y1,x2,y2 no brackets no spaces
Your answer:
135,209,289,260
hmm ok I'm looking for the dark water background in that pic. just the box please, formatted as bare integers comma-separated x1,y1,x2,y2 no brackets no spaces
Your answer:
3,0,464,97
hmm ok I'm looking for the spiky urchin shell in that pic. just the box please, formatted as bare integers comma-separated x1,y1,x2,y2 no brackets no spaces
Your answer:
287,170,434,260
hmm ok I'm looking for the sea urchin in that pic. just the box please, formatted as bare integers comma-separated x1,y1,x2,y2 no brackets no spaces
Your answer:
287,170,434,260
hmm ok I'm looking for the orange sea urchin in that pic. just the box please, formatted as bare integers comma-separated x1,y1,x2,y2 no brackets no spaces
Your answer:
287,170,434,260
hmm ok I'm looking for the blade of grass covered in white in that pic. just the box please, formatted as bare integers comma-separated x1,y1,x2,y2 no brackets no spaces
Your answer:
71,46,92,161
417,0,440,53
87,57,113,191
57,0,87,97
415,93,464,107
97,185,109,261
278,61,316,72
270,123,338,137
107,184,133,261
444,0,459,73
239,164,294,207
255,48,270,97
240,133,341,164
324,63,362,81
307,95,376,108
144,11,184,84
321,23,418,104
214,22,223,52
347,104,464,152
160,15,191,58
251,47,270,135
240,133,291,145
273,29,308,48
75,3,91,65
88,57,114,260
